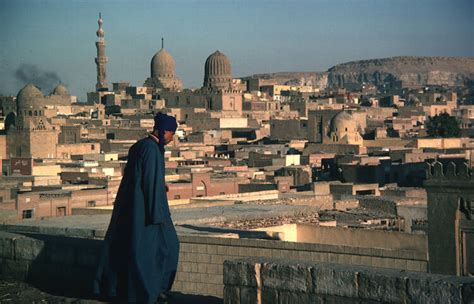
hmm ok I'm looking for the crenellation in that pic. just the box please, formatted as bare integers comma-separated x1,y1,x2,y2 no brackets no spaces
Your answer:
426,161,473,181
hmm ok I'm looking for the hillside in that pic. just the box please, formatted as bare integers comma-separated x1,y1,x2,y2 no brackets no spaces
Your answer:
243,56,474,88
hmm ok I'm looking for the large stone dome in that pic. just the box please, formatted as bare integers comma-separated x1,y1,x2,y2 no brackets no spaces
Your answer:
203,50,232,90
151,48,176,78
52,83,69,96
17,84,44,111
329,111,358,133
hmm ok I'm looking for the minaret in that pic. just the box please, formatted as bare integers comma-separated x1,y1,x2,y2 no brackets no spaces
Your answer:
95,13,108,91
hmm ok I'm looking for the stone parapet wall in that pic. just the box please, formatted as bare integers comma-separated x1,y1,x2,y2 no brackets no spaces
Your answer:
224,258,474,304
0,225,428,298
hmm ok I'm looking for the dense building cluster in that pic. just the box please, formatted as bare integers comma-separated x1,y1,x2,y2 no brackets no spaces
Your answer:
0,14,473,302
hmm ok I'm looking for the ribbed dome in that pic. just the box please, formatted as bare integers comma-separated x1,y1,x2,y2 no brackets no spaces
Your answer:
52,84,69,96
17,84,44,111
329,111,357,132
203,50,232,90
151,48,176,78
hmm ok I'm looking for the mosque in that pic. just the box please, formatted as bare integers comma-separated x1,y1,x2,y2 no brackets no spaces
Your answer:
6,83,74,158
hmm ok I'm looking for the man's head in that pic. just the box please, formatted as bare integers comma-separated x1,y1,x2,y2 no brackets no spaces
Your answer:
153,112,177,146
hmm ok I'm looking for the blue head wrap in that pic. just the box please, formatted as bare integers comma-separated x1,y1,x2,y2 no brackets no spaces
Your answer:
153,112,177,153
154,112,178,132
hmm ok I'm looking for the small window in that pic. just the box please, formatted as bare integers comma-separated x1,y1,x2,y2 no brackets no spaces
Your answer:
91,144,95,150
87,200,96,207
174,195,181,199
56,207,67,216
22,209,34,219
220,192,225,195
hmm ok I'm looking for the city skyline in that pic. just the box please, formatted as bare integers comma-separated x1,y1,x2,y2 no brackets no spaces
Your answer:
0,0,472,100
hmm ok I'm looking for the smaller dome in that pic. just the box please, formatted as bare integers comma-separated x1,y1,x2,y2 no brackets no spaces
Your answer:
16,83,44,103
151,48,176,78
330,111,357,132
52,84,69,96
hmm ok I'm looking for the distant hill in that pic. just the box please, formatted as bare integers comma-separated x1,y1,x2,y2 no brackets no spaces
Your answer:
242,56,474,88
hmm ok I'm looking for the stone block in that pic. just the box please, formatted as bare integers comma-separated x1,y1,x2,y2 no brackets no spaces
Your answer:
311,266,357,298
240,287,257,303
198,263,207,273
206,263,219,274
0,233,14,259
197,244,207,253
350,255,361,266
308,294,325,304
47,242,75,265
224,286,240,304
272,249,282,259
13,236,46,261
358,270,408,303
180,242,191,252
209,274,223,285
197,253,211,263
207,245,218,254
406,274,463,304
0,258,30,280
262,262,310,292
262,287,278,303
462,283,474,304
406,260,421,272
298,250,312,261
75,246,99,267
278,291,310,304
223,260,257,287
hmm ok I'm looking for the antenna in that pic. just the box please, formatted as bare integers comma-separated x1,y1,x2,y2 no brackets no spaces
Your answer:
162,37,164,49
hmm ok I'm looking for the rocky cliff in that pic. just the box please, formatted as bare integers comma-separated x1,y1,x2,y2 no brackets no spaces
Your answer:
243,56,474,89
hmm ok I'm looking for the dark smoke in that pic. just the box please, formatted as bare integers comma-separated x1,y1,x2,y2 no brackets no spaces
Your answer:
15,64,61,93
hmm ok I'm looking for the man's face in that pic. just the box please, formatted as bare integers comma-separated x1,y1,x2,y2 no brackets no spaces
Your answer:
163,131,175,145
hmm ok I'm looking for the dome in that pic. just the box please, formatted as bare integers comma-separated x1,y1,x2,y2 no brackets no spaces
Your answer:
329,111,357,133
203,50,232,90
17,84,44,111
52,84,69,96
151,48,176,78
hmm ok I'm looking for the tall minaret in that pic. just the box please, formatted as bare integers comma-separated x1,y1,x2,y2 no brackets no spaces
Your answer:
95,13,108,91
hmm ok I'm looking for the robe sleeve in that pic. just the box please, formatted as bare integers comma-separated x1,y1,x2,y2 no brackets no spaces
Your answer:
141,143,166,225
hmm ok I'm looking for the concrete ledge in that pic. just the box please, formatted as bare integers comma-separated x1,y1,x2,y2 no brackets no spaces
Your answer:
224,258,474,304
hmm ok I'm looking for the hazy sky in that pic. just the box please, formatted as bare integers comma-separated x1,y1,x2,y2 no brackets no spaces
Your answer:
0,0,472,100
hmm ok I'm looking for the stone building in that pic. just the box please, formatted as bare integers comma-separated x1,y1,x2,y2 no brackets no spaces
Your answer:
144,40,183,91
327,111,363,145
203,50,232,91
424,161,474,276
7,85,58,159
308,109,366,145
158,50,243,117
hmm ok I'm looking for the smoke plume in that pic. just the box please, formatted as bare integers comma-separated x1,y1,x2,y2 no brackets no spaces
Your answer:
15,64,61,93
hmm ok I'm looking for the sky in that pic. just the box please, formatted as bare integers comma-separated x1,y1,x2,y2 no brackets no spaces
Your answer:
0,0,473,101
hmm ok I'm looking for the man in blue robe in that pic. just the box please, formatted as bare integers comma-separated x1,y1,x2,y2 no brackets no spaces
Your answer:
94,112,179,304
